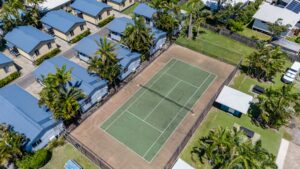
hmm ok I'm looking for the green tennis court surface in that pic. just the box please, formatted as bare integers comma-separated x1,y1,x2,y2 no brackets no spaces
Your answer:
101,59,216,162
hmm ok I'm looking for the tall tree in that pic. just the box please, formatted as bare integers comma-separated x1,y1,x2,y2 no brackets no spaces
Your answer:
245,45,286,81
88,37,121,88
0,124,26,165
0,0,25,32
186,0,204,39
268,19,289,38
122,16,153,58
154,12,179,40
257,84,300,128
25,0,45,28
39,65,85,121
193,127,277,169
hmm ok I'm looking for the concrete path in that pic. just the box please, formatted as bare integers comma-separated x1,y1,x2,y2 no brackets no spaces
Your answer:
283,142,300,169
276,139,289,169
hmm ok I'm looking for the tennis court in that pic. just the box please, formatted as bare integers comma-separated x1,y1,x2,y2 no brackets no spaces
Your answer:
101,59,216,162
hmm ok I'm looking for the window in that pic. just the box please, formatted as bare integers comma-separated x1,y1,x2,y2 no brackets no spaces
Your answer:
32,139,42,148
129,0,132,3
4,66,9,73
124,67,128,73
107,10,110,16
80,25,84,31
34,50,40,56
47,42,52,49
99,15,102,20
70,30,74,36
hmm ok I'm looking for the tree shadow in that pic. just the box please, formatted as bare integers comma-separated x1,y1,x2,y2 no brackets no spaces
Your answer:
248,103,267,129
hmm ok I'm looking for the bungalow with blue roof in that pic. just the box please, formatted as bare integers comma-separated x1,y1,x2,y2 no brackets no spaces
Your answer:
106,0,135,12
33,56,108,112
70,0,112,25
133,3,157,27
0,53,17,80
106,17,167,55
74,34,141,80
0,84,64,151
41,10,88,42
4,26,56,62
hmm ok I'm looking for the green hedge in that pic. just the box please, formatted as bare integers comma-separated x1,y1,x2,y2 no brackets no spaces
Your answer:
17,149,52,169
70,29,91,44
33,48,61,65
98,16,115,28
0,71,21,88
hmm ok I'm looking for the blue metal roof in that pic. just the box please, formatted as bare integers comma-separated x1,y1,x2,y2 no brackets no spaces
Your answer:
74,34,140,69
108,0,125,4
0,53,13,66
107,17,166,43
106,17,134,35
70,0,111,17
4,26,54,54
0,84,61,150
33,56,108,97
133,3,157,19
41,10,85,34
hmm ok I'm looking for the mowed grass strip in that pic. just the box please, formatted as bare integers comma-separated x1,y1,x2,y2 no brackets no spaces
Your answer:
176,28,256,65
101,59,215,161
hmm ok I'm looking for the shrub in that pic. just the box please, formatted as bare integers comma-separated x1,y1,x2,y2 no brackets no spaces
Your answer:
70,29,91,44
16,149,52,169
295,36,300,43
33,48,61,65
98,16,115,28
46,137,65,151
0,71,21,88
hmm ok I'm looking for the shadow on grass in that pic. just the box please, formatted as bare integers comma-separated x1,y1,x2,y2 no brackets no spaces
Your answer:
248,103,267,129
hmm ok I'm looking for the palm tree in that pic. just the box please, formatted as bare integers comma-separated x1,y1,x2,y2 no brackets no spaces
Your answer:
257,84,300,128
0,124,26,165
154,12,179,40
121,16,153,58
193,127,276,169
26,0,45,28
186,0,204,39
52,83,85,120
39,66,85,121
88,37,120,88
245,45,286,81
0,0,25,32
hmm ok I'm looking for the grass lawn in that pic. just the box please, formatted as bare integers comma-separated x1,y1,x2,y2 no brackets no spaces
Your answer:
42,143,100,169
180,108,284,169
176,28,256,65
122,2,139,16
238,27,271,41
230,61,293,96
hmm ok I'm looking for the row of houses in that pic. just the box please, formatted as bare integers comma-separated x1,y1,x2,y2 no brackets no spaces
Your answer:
0,3,168,152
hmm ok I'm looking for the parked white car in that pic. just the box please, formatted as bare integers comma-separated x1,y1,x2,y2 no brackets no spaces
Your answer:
282,61,300,83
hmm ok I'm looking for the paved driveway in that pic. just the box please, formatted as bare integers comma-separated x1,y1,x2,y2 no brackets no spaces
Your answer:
284,142,300,169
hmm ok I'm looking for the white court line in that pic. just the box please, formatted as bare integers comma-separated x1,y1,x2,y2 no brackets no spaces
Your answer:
103,60,178,131
126,110,163,133
143,80,182,121
164,72,199,88
142,74,213,159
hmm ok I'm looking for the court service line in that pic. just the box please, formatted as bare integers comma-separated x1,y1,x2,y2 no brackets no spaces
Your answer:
103,60,178,131
126,110,163,133
143,79,182,121
164,72,199,88
142,73,213,159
